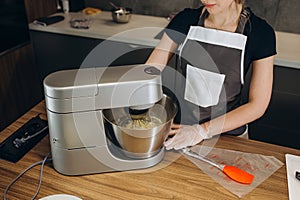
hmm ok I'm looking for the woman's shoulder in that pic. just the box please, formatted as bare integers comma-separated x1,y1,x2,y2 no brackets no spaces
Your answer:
165,6,203,43
173,7,203,23
245,8,277,60
246,8,275,37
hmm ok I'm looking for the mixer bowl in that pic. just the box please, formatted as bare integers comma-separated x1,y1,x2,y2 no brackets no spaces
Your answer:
103,94,177,159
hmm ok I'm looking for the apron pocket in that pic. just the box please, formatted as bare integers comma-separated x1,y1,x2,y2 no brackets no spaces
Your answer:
184,64,225,107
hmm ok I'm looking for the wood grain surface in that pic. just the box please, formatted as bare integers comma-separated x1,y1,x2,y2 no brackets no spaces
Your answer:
1,101,300,200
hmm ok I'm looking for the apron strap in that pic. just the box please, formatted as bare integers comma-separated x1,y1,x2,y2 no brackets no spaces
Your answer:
198,7,208,27
235,7,250,34
197,7,250,34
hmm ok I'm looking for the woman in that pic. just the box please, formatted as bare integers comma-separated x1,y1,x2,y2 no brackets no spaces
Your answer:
146,0,276,150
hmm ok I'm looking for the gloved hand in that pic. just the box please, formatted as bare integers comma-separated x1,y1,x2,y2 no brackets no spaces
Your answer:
164,124,211,150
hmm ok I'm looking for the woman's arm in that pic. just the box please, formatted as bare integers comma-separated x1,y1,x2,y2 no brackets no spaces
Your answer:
146,33,178,71
201,55,275,136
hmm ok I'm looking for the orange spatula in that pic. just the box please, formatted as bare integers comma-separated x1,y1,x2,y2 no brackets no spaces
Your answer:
182,148,254,184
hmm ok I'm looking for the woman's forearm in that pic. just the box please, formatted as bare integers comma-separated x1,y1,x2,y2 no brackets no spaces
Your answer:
202,100,268,136
145,33,178,71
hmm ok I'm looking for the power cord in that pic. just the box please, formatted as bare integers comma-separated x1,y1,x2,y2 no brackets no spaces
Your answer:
3,152,52,200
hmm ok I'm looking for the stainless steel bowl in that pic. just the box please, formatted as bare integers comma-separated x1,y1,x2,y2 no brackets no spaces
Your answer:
103,94,177,158
111,7,132,23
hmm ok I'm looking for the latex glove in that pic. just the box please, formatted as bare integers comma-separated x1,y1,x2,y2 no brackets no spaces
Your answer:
164,124,211,150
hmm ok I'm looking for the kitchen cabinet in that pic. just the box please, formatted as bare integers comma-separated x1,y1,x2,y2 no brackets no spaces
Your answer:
248,65,300,149
0,0,57,131
0,44,43,131
30,31,156,84
29,11,168,83
30,30,100,82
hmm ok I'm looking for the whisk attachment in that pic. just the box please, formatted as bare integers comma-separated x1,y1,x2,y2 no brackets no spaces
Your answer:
119,107,162,129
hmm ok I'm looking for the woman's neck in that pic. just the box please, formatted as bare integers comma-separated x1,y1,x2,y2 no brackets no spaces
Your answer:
205,3,243,32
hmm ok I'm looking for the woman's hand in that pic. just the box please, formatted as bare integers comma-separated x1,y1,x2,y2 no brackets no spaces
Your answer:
164,124,210,150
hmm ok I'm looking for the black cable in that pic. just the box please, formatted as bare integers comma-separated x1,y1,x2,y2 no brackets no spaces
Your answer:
3,152,52,200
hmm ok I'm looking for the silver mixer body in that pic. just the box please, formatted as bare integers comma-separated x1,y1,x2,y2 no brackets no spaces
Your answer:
43,64,164,175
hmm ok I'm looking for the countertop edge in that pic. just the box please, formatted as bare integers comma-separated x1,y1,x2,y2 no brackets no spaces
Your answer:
29,25,161,47
274,59,300,69
29,12,300,69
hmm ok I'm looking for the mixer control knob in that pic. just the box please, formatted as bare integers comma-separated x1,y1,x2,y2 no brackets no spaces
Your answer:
144,66,161,75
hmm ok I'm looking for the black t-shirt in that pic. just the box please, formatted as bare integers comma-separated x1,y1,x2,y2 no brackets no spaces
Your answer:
165,6,277,75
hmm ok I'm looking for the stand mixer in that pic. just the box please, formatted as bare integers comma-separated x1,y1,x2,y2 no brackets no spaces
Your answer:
44,64,176,175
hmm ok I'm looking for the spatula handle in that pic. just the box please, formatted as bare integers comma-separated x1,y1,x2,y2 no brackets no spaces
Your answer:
182,148,223,170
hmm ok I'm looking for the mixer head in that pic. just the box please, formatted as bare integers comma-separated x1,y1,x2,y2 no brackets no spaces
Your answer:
129,107,149,119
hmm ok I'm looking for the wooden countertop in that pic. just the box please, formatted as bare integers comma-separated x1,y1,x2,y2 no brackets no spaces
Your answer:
1,101,300,199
